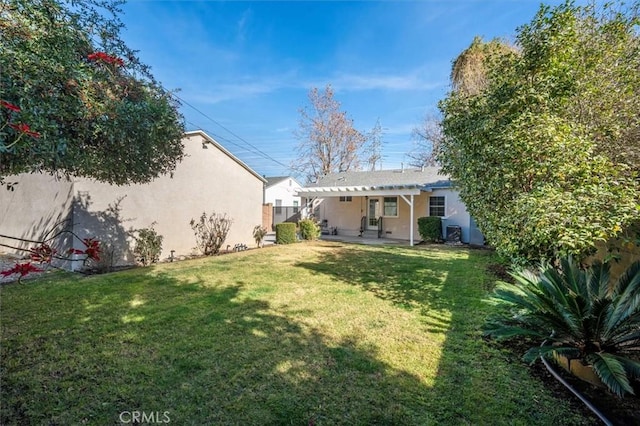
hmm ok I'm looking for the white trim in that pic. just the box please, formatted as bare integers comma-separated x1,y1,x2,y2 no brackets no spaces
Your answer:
428,194,446,217
297,187,421,197
382,196,399,218
399,194,415,246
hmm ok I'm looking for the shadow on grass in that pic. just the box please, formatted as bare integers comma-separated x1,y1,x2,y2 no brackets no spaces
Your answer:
1,269,428,425
1,244,595,425
294,243,597,425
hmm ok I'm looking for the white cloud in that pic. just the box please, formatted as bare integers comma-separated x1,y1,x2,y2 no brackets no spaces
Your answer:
329,69,444,92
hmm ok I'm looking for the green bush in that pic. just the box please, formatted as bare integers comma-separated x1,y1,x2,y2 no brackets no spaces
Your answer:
485,257,640,397
418,217,442,242
275,222,297,244
298,219,320,241
133,224,163,266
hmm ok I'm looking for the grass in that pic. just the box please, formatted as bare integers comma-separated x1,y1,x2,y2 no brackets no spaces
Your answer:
1,241,595,425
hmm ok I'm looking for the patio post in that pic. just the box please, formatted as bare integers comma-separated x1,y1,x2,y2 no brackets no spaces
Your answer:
399,194,415,246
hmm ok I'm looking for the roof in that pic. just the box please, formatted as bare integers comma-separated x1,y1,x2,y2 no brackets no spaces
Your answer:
298,167,452,197
184,130,267,183
264,176,302,188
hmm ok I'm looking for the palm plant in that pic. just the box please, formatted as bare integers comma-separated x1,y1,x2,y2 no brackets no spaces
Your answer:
485,257,640,397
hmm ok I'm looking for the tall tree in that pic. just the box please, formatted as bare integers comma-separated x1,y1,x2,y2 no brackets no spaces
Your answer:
0,0,185,186
438,1,639,262
406,114,443,168
294,85,368,183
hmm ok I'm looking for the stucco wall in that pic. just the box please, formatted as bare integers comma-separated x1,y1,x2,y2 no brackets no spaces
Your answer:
429,189,472,243
0,174,75,268
1,132,265,268
73,132,264,262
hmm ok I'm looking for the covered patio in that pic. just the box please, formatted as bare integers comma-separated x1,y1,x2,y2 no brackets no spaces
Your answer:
297,168,457,247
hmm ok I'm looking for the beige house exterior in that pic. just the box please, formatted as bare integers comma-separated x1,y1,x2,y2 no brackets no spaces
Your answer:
0,130,266,269
297,168,484,246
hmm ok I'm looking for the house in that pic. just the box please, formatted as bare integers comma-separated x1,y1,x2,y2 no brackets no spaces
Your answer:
296,167,484,246
0,130,266,269
263,176,305,228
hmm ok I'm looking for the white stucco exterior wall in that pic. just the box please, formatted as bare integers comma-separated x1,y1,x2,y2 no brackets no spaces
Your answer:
428,188,472,243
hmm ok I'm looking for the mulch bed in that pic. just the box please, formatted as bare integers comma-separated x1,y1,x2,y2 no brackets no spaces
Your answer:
503,339,640,426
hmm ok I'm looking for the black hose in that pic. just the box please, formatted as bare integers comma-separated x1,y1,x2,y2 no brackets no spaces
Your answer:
540,341,613,425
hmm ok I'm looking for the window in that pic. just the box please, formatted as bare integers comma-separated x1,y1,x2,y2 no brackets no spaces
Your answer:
383,197,398,217
339,196,352,202
293,200,299,214
429,196,445,217
275,199,282,214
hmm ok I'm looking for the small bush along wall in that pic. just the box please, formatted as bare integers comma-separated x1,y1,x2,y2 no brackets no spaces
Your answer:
298,219,320,241
418,217,442,242
276,222,297,244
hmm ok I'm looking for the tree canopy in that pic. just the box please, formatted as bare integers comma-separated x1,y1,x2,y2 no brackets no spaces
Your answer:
294,85,372,183
438,1,639,262
0,0,185,185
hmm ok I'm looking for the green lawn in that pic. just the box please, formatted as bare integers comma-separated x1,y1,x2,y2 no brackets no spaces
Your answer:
0,242,594,425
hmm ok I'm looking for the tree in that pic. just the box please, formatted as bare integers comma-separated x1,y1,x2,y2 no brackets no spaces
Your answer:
294,85,368,183
406,114,443,168
438,1,639,262
450,36,516,97
0,0,185,185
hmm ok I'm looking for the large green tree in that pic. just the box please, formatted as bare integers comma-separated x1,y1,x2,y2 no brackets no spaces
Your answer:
0,0,185,185
439,1,639,262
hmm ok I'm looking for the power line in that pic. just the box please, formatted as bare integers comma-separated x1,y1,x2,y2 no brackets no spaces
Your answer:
175,94,293,171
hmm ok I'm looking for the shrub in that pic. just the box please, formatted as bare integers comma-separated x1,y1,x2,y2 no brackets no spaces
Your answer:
253,225,268,248
418,217,442,242
133,224,163,266
275,222,296,245
190,212,233,255
298,219,320,241
485,257,640,397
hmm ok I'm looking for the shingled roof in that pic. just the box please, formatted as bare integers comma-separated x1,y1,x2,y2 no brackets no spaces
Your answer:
307,167,451,188
299,167,451,195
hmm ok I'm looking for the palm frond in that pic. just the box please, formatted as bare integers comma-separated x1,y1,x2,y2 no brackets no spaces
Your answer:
588,352,635,397
611,261,640,323
483,322,549,341
587,260,610,299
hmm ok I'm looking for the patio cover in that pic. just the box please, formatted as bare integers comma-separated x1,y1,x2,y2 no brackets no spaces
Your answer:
296,168,453,246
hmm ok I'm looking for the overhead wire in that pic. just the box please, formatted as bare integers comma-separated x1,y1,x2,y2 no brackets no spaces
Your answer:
173,93,294,172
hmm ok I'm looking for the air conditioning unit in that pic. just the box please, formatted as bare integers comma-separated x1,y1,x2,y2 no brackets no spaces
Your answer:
446,225,462,244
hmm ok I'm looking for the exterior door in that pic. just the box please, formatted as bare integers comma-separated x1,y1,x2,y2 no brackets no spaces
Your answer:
368,198,380,230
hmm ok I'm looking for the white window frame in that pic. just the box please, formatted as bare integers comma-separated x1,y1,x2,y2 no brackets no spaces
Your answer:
339,196,352,202
429,196,446,217
383,196,399,217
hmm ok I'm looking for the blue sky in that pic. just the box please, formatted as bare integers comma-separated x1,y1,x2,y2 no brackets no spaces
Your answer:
119,0,575,179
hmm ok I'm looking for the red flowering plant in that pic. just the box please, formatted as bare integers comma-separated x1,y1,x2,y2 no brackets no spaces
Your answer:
0,99,40,153
87,51,125,67
0,222,101,283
